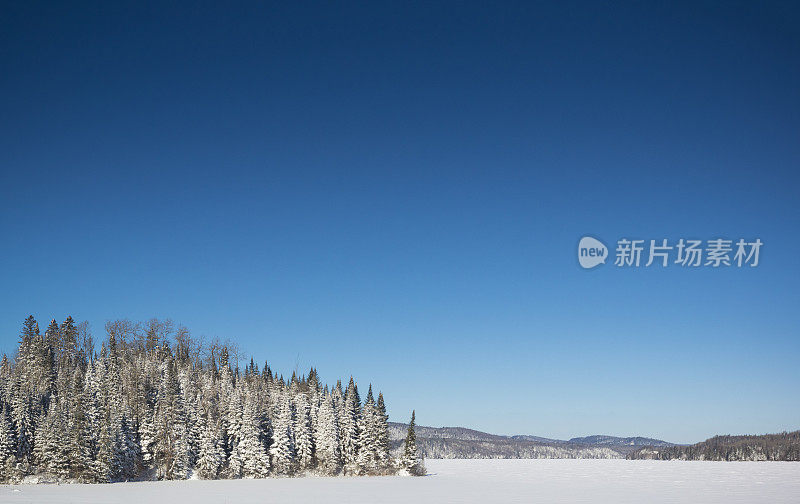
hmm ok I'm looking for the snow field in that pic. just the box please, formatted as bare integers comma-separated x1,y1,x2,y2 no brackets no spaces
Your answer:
2,458,799,504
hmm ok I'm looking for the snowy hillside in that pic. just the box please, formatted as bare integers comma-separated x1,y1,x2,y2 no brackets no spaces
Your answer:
387,423,670,459
568,435,675,448
628,431,800,461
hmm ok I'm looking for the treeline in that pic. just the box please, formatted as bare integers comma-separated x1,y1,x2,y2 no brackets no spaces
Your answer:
628,431,800,461
0,316,424,483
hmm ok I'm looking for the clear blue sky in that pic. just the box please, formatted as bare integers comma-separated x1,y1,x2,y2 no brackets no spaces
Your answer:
1,2,798,444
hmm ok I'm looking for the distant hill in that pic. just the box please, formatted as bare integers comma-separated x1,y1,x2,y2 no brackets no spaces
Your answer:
628,431,800,461
388,422,675,459
569,435,674,448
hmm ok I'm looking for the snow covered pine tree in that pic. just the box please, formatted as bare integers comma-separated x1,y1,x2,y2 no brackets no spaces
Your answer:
0,316,419,483
400,411,426,476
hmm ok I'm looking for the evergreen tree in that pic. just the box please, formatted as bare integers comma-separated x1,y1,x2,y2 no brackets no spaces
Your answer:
400,411,425,476
93,418,117,482
0,406,17,481
356,385,378,473
170,425,191,480
10,377,33,462
66,369,92,480
38,320,58,399
82,361,103,481
44,320,60,356
293,393,314,471
92,342,129,482
220,369,242,458
138,409,157,467
270,394,295,475
314,393,341,475
196,421,225,479
340,378,361,472
59,316,79,366
33,402,69,479
118,415,141,479
0,355,11,407
237,391,270,477
180,374,201,469
19,315,38,367
153,357,188,479
376,393,391,469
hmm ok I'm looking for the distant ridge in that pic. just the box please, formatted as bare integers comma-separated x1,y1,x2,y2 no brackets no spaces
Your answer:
569,435,675,448
388,422,676,459
628,431,800,461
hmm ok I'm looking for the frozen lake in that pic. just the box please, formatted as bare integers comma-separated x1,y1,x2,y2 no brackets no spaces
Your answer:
2,459,799,503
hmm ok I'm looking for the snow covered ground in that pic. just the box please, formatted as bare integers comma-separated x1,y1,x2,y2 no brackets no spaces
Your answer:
2,459,799,503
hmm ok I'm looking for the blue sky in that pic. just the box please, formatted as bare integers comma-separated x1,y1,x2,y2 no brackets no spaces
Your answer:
1,2,798,444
